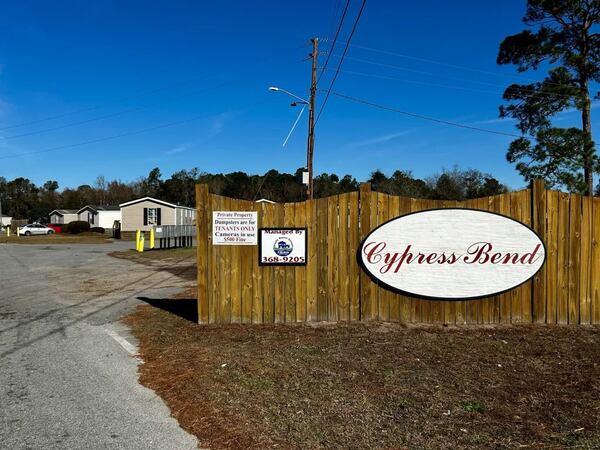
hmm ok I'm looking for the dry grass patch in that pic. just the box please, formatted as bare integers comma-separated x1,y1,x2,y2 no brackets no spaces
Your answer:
125,301,600,450
109,247,197,282
109,247,196,263
0,232,111,244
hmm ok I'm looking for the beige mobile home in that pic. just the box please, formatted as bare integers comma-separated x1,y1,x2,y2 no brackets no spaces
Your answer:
119,197,195,233
48,209,79,224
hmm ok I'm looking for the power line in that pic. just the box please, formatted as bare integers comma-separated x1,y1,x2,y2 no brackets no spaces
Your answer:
0,49,300,132
317,0,351,84
0,116,209,160
327,40,586,91
319,66,506,95
0,98,268,161
316,0,367,125
328,90,533,139
2,106,143,140
252,172,271,201
1,80,237,140
0,82,199,132
328,0,343,36
318,66,581,104
340,55,577,101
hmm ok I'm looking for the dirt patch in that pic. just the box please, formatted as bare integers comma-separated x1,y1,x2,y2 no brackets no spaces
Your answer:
0,232,111,244
109,248,197,282
125,300,600,450
109,247,196,262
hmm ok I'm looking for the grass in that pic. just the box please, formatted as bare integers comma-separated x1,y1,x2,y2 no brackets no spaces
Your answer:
125,300,600,450
462,401,485,414
0,232,112,244
109,247,196,262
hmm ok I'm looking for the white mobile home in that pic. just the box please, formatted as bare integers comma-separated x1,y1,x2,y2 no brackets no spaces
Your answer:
77,205,122,229
0,216,12,229
49,209,79,224
119,197,195,232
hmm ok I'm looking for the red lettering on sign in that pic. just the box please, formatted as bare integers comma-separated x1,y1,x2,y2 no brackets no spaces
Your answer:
363,240,541,272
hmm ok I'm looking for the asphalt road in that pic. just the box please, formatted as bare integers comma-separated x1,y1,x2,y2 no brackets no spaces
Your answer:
0,242,198,449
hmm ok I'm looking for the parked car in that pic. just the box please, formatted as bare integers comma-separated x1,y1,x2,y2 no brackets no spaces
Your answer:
47,224,63,233
20,223,55,236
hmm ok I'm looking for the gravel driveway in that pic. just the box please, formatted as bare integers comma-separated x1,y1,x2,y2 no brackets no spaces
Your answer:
0,242,198,449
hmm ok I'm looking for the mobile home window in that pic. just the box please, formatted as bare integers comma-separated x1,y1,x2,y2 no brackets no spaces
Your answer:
147,208,158,225
143,207,161,226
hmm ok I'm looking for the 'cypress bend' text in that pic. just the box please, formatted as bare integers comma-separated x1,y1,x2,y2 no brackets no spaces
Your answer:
362,241,544,274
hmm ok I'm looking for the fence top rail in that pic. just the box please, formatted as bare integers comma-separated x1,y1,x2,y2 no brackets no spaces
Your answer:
201,184,531,206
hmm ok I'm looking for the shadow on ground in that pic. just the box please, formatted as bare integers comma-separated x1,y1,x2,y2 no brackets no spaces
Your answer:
159,265,196,281
137,297,198,323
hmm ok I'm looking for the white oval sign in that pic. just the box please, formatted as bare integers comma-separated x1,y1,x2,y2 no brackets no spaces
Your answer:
358,209,546,300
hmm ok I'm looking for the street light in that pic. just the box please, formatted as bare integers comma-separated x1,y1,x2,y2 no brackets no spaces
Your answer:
269,85,314,198
268,37,319,200
268,86,309,105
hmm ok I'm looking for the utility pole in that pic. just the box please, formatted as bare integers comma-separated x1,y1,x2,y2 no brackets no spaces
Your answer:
306,37,318,199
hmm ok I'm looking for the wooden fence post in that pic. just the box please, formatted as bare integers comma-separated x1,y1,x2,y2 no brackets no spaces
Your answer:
196,184,210,324
359,183,374,320
532,179,547,323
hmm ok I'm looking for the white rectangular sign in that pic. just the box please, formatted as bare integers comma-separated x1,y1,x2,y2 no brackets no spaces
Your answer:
212,211,257,245
259,228,307,265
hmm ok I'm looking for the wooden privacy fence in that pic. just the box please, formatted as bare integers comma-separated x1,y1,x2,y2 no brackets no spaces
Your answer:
196,180,600,325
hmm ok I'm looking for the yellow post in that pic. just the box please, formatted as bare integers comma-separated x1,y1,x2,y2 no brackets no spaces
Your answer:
135,229,141,251
138,233,145,252
150,229,155,249
6,228,10,237
16,227,20,237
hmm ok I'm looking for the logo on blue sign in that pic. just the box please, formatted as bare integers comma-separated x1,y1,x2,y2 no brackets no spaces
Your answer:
273,237,293,256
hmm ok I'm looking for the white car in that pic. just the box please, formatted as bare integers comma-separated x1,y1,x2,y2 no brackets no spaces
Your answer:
20,224,55,236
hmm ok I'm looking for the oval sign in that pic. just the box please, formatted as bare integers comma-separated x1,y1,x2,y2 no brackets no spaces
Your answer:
358,208,546,300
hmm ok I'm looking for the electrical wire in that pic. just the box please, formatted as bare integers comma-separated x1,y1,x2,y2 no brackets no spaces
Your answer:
0,116,210,160
318,66,507,95
0,97,268,160
0,82,199,132
320,66,582,105
0,49,300,132
316,0,367,125
2,106,143,140
252,173,270,201
327,40,588,91
1,79,240,140
317,0,351,84
340,55,578,101
327,0,343,39
328,90,533,139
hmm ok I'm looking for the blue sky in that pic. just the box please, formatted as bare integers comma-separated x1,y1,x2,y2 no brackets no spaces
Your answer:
0,0,597,190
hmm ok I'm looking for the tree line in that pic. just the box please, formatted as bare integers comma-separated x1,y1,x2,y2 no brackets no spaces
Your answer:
0,166,508,221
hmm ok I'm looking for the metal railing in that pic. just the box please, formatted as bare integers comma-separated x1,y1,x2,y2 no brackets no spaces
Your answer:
152,225,195,249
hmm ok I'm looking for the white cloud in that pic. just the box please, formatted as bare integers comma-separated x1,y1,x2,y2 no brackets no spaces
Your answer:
349,129,416,148
164,145,187,156
211,110,241,135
